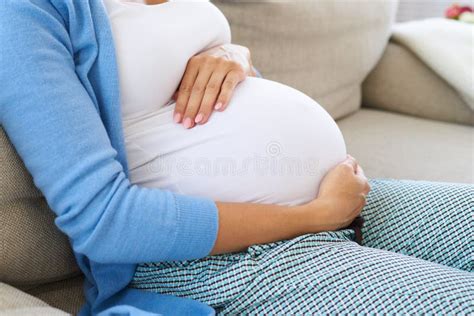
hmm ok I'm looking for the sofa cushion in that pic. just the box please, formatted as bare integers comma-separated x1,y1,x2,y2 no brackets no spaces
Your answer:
0,283,68,316
338,109,474,183
362,42,474,126
26,276,85,315
0,128,80,288
212,0,398,119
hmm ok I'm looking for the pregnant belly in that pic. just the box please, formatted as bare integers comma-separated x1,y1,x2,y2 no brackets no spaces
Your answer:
123,77,346,206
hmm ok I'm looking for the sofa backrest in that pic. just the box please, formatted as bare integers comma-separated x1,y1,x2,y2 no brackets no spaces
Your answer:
0,128,80,289
213,0,398,119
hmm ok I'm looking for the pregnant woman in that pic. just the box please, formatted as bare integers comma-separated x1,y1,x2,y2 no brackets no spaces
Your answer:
1,0,472,315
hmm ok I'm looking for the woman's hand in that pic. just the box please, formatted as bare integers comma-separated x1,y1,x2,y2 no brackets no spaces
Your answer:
299,156,371,232
173,44,254,129
210,156,370,255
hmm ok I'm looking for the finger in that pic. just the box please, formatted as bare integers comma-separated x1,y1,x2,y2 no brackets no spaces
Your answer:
354,195,367,215
174,60,200,123
364,182,371,195
196,70,227,124
360,179,370,194
361,194,367,207
356,164,366,178
343,155,358,173
215,69,245,111
355,165,370,193
183,65,214,128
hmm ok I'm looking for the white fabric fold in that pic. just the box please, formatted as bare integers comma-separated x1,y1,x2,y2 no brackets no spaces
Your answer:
392,18,474,110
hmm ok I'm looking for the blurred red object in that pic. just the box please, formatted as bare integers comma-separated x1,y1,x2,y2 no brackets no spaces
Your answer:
445,4,473,19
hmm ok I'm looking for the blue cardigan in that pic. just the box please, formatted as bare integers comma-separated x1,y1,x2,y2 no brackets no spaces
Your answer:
0,0,219,315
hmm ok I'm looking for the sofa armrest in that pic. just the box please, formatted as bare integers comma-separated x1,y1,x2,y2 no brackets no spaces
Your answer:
362,42,473,126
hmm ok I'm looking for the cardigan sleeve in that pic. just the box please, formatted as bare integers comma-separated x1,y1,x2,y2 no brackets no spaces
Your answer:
0,1,218,264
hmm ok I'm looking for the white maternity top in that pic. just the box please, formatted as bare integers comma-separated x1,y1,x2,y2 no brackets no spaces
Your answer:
104,0,347,206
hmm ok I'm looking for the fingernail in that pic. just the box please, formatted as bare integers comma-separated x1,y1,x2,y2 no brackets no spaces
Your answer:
174,113,182,123
195,113,204,124
214,102,223,110
183,117,193,129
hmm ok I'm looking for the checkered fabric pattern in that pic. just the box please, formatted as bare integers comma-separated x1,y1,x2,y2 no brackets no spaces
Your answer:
361,179,473,271
130,179,474,314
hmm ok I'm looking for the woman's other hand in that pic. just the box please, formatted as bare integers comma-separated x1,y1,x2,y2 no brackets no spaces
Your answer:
300,155,371,232
211,156,370,255
173,44,255,129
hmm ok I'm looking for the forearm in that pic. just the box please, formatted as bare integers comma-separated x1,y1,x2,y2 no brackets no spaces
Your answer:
211,202,314,255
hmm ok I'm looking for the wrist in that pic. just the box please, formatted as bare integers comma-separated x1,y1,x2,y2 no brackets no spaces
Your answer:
287,203,317,235
292,199,334,234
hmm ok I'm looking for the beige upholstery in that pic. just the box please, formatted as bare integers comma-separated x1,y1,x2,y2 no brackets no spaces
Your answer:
0,283,68,316
339,109,474,183
25,276,85,315
213,0,398,120
0,129,80,288
363,42,474,126
397,0,453,22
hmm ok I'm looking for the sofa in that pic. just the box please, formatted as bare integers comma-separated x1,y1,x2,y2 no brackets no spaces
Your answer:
1,1,472,314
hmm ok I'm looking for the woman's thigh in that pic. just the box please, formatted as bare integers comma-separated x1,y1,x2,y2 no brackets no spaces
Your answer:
131,232,474,314
361,179,472,272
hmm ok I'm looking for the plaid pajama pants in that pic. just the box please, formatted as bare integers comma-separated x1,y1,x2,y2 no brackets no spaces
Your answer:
130,179,474,314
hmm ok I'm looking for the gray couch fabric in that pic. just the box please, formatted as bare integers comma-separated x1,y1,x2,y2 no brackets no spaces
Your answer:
25,276,85,315
363,42,474,126
339,109,474,184
213,0,398,120
0,283,68,316
0,129,80,289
